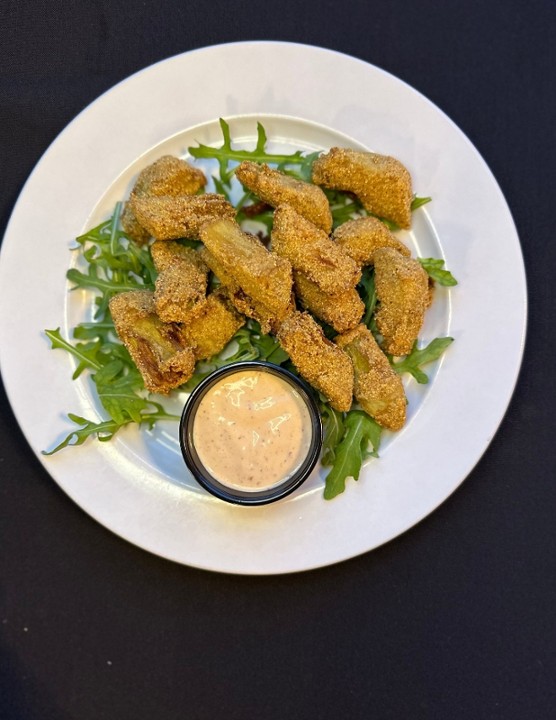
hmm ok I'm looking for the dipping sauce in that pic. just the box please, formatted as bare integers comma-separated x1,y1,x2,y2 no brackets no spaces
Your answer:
192,369,313,491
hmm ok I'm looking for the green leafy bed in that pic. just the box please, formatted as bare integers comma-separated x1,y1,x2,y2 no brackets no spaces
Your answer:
45,120,456,499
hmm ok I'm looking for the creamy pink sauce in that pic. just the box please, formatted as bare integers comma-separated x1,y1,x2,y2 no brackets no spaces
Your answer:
192,370,312,491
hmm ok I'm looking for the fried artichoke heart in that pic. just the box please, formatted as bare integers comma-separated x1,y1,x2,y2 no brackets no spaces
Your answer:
293,271,364,334
271,205,360,294
336,324,406,431
276,311,354,413
236,161,332,233
312,148,413,229
109,290,195,394
121,155,207,244
199,218,293,323
373,248,430,357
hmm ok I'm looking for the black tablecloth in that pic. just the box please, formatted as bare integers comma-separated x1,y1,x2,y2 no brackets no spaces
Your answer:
1,2,554,718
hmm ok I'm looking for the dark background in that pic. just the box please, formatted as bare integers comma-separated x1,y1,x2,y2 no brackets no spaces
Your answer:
1,1,555,718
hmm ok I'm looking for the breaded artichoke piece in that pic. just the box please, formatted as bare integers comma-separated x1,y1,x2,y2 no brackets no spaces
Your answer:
293,271,364,334
312,148,413,229
109,290,195,394
271,205,360,294
373,247,430,356
333,216,411,266
235,161,333,233
180,290,245,361
132,155,206,197
336,324,406,431
122,156,207,244
121,201,151,245
130,194,235,241
199,218,293,322
198,246,278,331
276,311,354,412
199,239,293,335
150,242,209,324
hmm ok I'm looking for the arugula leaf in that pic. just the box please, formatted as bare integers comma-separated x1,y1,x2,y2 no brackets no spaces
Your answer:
188,118,316,185
281,151,321,182
92,360,148,424
418,258,458,286
69,204,155,320
266,343,290,366
42,404,180,456
392,337,454,383
67,266,145,295
320,402,345,467
325,188,368,229
43,413,125,454
223,322,289,366
72,321,116,340
45,328,102,378
323,411,382,500
357,267,378,330
411,196,432,211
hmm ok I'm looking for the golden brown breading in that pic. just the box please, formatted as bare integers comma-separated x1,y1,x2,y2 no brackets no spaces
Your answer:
132,155,206,197
373,247,430,356
150,240,207,273
199,218,293,321
333,216,411,266
120,201,151,245
293,271,364,333
130,194,235,241
180,290,245,361
312,148,413,229
109,290,195,394
150,241,209,323
276,311,354,412
154,263,207,324
150,245,207,325
336,324,406,430
271,205,360,294
235,161,333,233
199,241,293,335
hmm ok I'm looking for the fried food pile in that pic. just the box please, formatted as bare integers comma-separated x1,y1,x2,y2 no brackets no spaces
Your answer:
109,150,431,431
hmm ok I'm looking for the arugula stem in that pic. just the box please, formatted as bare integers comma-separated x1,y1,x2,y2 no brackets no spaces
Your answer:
190,146,308,166
109,201,123,257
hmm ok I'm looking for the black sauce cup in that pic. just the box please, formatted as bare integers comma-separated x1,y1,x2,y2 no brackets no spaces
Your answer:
179,361,323,506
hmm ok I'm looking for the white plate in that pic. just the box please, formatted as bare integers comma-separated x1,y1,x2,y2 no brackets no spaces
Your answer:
0,42,527,574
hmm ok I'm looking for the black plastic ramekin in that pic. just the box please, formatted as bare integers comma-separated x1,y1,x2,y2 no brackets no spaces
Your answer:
179,361,322,506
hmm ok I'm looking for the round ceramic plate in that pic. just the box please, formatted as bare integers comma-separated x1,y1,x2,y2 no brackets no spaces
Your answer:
0,42,526,574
